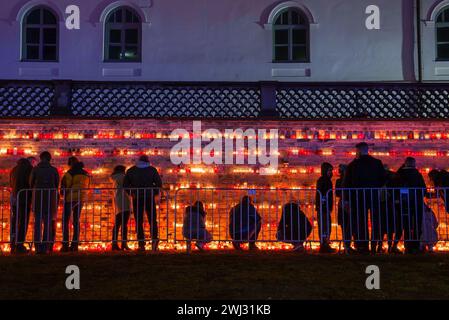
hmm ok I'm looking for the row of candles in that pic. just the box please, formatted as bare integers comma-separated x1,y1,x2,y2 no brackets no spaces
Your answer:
1,147,449,159
1,130,449,141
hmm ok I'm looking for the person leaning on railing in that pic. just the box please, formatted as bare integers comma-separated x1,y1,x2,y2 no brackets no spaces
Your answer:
429,169,449,215
60,158,90,253
123,155,163,252
29,151,59,255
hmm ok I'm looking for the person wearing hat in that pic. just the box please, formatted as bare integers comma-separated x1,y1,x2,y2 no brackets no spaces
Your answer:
123,155,162,251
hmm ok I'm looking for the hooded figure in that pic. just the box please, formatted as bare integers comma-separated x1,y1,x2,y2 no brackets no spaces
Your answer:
277,202,312,252
60,161,90,252
30,152,59,254
183,201,213,251
9,158,33,253
228,196,262,251
315,162,335,253
111,165,132,251
123,155,163,251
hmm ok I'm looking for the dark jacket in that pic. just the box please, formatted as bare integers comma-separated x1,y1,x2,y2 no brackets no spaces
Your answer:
123,161,162,198
316,176,333,213
30,160,60,219
228,199,262,239
183,205,208,239
10,158,33,198
396,167,426,211
343,155,386,188
277,202,312,242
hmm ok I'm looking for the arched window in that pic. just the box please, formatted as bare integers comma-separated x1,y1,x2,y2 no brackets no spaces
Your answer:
22,6,58,61
273,8,309,63
437,8,449,61
104,7,142,62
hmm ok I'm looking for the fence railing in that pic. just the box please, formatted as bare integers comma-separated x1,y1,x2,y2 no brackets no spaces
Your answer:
4,186,449,253
12,187,168,252
173,188,319,252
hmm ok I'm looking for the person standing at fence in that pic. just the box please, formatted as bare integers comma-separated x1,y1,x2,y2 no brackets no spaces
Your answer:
343,142,386,254
9,158,33,253
111,165,132,251
123,155,162,252
60,160,90,252
429,169,449,214
380,167,403,254
229,196,262,251
396,157,426,254
336,164,354,254
30,151,59,254
315,162,336,253
277,202,312,253
183,201,212,251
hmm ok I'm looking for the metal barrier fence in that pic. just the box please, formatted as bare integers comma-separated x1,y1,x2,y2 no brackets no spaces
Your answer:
4,186,449,253
327,187,449,252
13,187,168,252
0,188,11,246
174,188,321,251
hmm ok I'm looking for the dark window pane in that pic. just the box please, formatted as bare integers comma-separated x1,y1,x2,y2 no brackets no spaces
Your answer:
437,13,443,23
293,29,307,45
438,43,449,60
126,9,133,23
125,29,138,44
275,46,288,61
107,13,115,23
292,46,307,61
109,29,122,43
291,11,299,25
437,27,449,43
281,11,289,25
132,13,139,23
444,10,449,23
43,28,57,44
274,15,282,25
275,29,288,45
26,9,41,24
115,9,122,23
43,46,56,60
26,28,40,44
108,46,122,60
43,9,56,24
26,45,39,60
124,46,138,60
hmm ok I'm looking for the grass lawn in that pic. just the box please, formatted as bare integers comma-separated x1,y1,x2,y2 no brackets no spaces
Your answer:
0,251,448,300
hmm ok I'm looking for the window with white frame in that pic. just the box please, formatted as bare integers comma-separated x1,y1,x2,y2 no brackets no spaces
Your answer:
436,7,449,61
22,6,58,61
273,8,309,63
104,7,142,62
